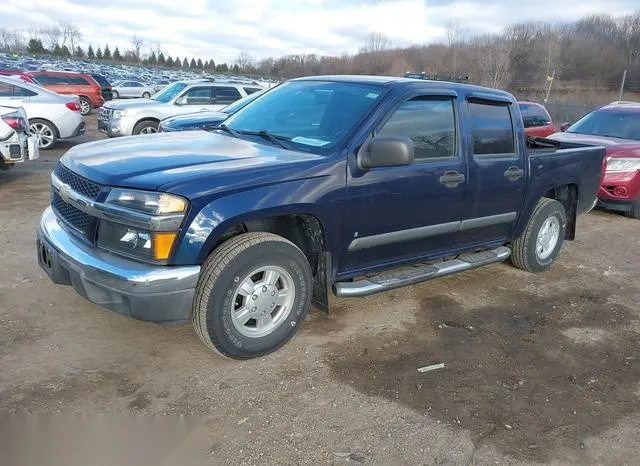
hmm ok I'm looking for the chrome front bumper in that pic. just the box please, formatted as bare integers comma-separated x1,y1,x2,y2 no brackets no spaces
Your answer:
37,206,201,323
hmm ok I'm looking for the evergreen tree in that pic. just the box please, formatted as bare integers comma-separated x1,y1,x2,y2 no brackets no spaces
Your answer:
175,56,181,67
158,52,166,66
149,51,157,64
197,58,203,69
190,57,197,68
60,45,71,57
113,47,122,61
208,59,215,71
182,57,189,68
104,44,111,59
87,45,95,58
166,56,174,67
232,64,239,73
96,47,103,59
27,39,46,54
75,46,85,57
52,44,62,56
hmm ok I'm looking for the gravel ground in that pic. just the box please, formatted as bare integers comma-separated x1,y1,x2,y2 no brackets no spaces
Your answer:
1,114,639,465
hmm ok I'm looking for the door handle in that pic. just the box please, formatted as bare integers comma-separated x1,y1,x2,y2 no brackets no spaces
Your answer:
504,166,524,181
439,170,466,188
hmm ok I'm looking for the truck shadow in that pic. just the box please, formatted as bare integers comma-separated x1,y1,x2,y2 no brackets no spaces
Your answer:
326,289,640,461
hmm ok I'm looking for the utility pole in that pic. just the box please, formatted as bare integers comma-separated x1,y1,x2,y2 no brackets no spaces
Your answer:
619,69,627,102
544,69,556,103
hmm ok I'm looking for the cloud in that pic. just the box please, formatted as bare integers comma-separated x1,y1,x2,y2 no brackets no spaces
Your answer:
1,0,638,63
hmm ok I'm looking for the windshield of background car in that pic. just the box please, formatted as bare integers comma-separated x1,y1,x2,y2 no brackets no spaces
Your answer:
222,91,264,114
568,109,640,141
223,80,385,152
152,82,187,103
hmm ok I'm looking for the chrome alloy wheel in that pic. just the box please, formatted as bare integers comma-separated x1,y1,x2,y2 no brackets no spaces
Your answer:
230,266,296,338
536,216,560,260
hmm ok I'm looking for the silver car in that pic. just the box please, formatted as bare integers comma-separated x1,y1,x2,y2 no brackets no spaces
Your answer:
111,80,157,99
99,79,262,136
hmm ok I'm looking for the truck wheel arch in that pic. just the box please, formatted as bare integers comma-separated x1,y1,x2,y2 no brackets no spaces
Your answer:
542,184,578,240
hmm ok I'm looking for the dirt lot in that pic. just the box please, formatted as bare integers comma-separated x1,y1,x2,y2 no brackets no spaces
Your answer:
1,114,640,465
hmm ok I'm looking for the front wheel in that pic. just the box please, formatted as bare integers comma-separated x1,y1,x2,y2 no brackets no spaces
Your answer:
510,198,567,273
112,90,119,99
142,92,151,99
625,200,640,219
192,232,312,359
132,120,158,135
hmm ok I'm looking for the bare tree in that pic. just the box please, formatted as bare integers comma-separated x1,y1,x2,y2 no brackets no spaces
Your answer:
474,34,513,88
40,26,62,51
59,21,82,56
131,34,144,61
361,32,390,53
235,51,254,71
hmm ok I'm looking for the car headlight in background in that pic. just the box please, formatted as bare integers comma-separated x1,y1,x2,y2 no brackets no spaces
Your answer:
97,188,189,262
106,188,187,215
606,157,640,173
112,109,129,119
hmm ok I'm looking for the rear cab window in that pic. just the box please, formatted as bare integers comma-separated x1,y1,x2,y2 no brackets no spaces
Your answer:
468,100,516,157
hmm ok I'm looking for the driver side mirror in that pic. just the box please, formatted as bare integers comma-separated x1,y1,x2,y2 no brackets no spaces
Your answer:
560,122,571,132
358,136,414,170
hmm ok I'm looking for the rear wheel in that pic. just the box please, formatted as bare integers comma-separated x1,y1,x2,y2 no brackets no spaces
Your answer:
192,232,312,359
510,198,567,273
112,90,119,99
79,97,92,115
132,120,159,135
29,119,57,150
142,92,151,99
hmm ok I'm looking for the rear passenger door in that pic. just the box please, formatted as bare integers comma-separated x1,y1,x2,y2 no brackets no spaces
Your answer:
461,97,526,244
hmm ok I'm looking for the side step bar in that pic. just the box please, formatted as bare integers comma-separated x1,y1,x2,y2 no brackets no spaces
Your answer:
333,246,511,298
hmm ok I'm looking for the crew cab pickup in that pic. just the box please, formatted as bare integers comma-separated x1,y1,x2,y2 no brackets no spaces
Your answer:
37,76,605,359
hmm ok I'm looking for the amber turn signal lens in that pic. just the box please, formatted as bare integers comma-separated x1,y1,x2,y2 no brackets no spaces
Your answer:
153,232,177,261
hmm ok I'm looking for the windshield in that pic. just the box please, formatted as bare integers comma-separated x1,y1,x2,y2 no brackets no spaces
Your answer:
568,109,640,140
222,91,264,114
152,82,187,103
224,80,385,152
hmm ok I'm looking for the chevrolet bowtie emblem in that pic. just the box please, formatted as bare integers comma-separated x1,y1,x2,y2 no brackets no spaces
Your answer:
58,183,73,203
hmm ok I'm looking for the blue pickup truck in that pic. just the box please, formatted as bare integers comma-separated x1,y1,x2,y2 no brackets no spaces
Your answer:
37,76,605,359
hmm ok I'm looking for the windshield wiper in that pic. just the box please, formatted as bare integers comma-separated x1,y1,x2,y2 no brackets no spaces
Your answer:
238,130,292,150
215,124,240,138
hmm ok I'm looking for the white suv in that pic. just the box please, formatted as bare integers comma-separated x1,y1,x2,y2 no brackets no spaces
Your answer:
99,79,263,137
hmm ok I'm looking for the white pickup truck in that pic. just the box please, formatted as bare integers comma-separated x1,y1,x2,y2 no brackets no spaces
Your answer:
98,79,263,137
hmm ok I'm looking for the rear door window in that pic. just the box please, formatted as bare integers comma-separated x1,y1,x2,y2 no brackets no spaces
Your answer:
34,74,67,85
468,100,516,156
0,82,36,97
519,103,551,128
181,87,214,105
214,86,242,104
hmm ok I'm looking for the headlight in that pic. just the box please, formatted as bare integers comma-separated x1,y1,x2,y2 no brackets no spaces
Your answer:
112,109,129,119
106,188,187,215
97,220,177,262
606,157,640,173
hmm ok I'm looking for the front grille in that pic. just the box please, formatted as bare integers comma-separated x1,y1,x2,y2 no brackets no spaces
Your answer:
52,191,91,234
100,107,113,122
54,163,102,200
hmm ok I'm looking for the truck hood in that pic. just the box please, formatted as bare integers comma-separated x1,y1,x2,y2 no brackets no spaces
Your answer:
104,98,165,110
60,131,320,191
548,132,640,157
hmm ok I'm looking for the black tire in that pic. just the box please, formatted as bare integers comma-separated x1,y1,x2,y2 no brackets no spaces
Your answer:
112,90,119,99
132,120,159,135
510,198,567,273
625,200,640,219
79,96,92,115
192,232,313,359
142,92,151,99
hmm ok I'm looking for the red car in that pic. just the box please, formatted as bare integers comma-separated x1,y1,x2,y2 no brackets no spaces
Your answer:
518,101,556,138
548,101,640,218
25,71,104,115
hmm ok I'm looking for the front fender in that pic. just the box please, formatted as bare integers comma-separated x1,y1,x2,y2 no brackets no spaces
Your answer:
171,177,343,265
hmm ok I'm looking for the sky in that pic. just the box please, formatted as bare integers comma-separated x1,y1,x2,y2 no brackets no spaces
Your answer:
1,0,638,64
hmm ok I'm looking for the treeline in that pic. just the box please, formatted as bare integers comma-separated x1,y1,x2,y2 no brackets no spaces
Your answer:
1,11,639,95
